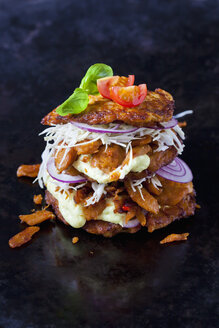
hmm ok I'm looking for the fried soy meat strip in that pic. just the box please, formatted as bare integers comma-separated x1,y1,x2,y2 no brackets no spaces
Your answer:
9,226,40,248
54,140,102,172
160,233,189,244
147,146,177,174
125,180,159,214
156,177,193,206
17,164,40,178
55,147,77,172
42,89,174,127
19,210,55,226
91,145,126,173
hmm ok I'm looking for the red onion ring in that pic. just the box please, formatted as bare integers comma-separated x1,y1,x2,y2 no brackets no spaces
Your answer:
123,218,140,228
47,157,87,184
156,157,193,183
70,121,139,134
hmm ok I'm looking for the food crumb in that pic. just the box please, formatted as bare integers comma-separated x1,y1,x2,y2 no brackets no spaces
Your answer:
160,233,189,244
33,194,43,205
195,204,201,209
72,237,79,244
178,121,187,127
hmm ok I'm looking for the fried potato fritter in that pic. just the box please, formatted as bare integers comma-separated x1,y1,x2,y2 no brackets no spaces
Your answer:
41,89,174,127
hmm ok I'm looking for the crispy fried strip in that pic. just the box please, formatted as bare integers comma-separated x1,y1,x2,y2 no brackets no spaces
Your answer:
125,180,159,214
55,147,77,172
132,135,152,147
148,146,177,173
125,208,136,224
33,194,43,205
82,199,106,221
160,233,189,244
19,210,55,226
136,207,146,226
74,139,102,155
156,177,193,206
9,226,40,248
17,164,40,178
145,180,162,196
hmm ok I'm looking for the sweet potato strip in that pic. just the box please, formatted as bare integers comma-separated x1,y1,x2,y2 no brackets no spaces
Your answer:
33,194,43,205
17,164,40,178
9,226,40,248
125,180,159,214
160,233,189,244
19,210,55,226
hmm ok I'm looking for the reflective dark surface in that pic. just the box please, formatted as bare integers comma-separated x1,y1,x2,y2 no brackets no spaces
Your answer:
0,1,218,327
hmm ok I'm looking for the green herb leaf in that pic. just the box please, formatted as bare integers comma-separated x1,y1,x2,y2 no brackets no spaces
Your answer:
56,88,89,116
79,63,113,95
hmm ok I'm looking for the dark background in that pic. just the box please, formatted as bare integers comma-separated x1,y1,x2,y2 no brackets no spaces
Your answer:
0,0,218,327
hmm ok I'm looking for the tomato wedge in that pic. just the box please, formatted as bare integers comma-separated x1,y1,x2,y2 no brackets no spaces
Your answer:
97,75,134,99
110,84,147,107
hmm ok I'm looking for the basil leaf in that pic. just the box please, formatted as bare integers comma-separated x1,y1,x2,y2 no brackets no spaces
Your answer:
56,88,89,116
79,63,113,95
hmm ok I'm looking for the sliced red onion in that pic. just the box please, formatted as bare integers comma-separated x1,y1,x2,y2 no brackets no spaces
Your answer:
123,218,140,228
146,118,178,130
47,157,87,184
70,121,138,134
156,157,193,183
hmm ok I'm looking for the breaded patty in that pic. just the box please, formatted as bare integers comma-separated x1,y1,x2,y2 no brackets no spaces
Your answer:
45,189,196,237
42,88,174,127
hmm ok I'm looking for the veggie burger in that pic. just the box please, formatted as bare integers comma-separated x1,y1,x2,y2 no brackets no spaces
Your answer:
35,63,196,237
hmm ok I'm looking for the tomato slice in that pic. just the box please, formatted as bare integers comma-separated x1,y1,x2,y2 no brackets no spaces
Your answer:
97,75,134,99
110,84,147,107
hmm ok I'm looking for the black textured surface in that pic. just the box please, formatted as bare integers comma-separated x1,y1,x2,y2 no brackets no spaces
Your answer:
0,1,219,327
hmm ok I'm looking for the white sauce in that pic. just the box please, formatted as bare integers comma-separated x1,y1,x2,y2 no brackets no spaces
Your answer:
46,176,126,228
73,154,150,184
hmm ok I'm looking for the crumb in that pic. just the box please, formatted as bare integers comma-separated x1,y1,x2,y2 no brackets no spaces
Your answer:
195,204,201,209
33,194,43,205
160,233,189,244
90,251,94,255
178,121,187,127
72,237,79,244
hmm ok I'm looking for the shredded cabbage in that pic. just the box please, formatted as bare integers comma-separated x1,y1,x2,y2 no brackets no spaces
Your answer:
36,122,184,195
